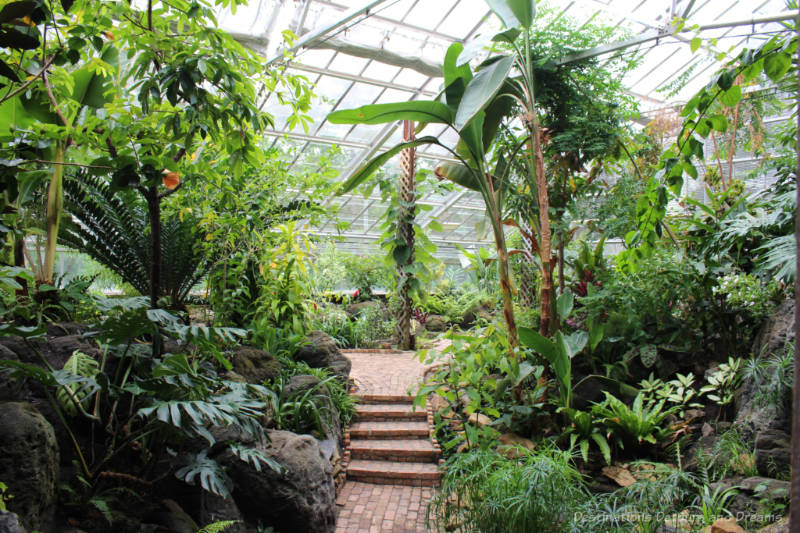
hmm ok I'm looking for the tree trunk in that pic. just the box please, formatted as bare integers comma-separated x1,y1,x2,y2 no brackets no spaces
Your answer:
43,142,64,283
146,186,162,308
531,127,552,336
396,120,416,350
494,224,518,351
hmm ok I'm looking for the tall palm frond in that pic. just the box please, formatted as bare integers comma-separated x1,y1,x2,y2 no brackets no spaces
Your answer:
61,171,213,304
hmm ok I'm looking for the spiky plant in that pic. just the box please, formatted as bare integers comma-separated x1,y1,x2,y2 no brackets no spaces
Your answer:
60,171,213,306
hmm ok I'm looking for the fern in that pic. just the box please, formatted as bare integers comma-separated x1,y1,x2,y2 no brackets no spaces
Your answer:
56,350,100,416
197,520,241,533
60,171,215,305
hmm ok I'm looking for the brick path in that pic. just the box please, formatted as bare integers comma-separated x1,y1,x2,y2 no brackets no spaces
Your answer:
336,350,438,533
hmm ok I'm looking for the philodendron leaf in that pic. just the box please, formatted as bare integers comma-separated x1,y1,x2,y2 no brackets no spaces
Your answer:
327,100,454,126
454,54,514,130
556,289,573,321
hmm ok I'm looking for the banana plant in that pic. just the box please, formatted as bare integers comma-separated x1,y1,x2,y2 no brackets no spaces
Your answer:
328,0,547,352
0,45,118,282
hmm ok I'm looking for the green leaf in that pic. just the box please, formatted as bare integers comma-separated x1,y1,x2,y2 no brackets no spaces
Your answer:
491,28,521,44
443,42,472,108
487,0,535,28
588,321,603,352
433,162,482,191
719,85,741,107
327,100,453,126
591,433,612,465
454,55,514,130
392,244,411,265
337,136,440,194
427,220,443,232
556,290,573,321
709,113,728,132
764,51,792,82
690,37,701,53
71,46,119,109
518,326,557,362
0,1,37,23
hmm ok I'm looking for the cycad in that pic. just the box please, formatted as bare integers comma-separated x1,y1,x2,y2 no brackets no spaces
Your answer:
60,171,213,306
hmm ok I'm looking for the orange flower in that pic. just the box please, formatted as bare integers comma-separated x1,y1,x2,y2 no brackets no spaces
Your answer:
162,170,180,189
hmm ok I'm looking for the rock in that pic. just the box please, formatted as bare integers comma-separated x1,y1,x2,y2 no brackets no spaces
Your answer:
735,300,793,439
0,344,26,402
708,517,745,533
601,465,636,487
231,346,281,384
154,499,198,533
467,413,491,426
45,322,86,337
0,402,59,533
345,300,379,317
424,315,447,332
227,430,335,533
460,304,493,328
755,429,792,477
497,433,535,459
199,492,245,533
295,331,351,381
758,517,789,532
0,510,27,533
711,476,790,518
572,376,606,410
281,375,343,446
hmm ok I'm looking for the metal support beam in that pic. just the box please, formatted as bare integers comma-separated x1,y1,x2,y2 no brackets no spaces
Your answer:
558,11,798,65
288,63,440,96
266,0,390,66
306,36,443,77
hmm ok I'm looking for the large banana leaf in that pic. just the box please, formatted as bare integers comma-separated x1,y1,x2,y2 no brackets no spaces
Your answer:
327,100,454,126
443,42,472,109
71,45,118,109
337,136,441,194
433,162,482,192
454,54,514,130
487,0,536,28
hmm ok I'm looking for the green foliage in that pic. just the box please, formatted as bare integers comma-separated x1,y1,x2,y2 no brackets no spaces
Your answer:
428,446,586,533
0,481,11,512
691,485,738,526
592,392,678,449
559,407,611,465
712,271,778,321
741,342,794,410
60,171,213,306
700,357,744,415
416,325,545,449
638,372,703,418
197,521,241,533
342,254,393,299
56,350,100,417
695,427,757,482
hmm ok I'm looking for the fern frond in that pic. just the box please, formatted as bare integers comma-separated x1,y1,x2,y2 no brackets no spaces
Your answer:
197,520,241,533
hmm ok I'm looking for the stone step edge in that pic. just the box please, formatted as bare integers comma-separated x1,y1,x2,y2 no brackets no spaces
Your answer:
342,392,442,478
354,394,415,404
349,424,430,440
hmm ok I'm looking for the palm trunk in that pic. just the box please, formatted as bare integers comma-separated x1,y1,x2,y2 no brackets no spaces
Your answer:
396,120,416,350
146,186,161,308
43,142,65,283
532,128,553,336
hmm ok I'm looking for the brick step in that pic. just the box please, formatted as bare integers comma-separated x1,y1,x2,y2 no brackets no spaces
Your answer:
346,459,441,487
349,420,430,440
349,439,440,462
355,394,415,405
355,403,427,422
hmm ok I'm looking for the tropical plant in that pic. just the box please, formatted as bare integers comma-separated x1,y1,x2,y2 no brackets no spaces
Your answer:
559,407,611,465
592,392,678,450
60,171,213,307
428,446,586,533
638,372,704,418
692,485,737,526
700,357,744,419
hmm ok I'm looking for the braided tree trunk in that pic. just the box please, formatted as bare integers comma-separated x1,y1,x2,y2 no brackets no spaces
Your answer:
518,218,537,308
396,120,416,350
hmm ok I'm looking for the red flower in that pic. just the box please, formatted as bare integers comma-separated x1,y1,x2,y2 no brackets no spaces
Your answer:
353,289,359,298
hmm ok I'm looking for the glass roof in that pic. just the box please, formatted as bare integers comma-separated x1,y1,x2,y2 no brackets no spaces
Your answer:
217,0,792,258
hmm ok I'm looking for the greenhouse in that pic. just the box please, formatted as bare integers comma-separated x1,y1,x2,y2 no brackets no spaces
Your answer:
0,0,798,532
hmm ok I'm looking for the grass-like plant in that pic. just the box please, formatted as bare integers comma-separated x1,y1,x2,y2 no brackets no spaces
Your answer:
428,446,585,533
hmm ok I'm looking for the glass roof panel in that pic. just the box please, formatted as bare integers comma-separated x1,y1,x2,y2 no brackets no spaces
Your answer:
215,0,791,257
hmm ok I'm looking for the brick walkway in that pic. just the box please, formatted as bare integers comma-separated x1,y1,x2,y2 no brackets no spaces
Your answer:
336,350,437,533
